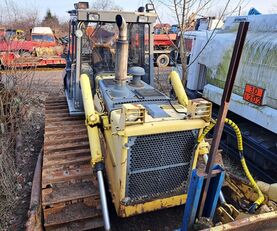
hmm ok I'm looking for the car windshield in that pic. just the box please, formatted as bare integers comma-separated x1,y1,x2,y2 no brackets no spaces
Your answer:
32,35,55,42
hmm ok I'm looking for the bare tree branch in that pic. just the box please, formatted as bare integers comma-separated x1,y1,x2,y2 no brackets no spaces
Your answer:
151,0,247,85
186,0,231,69
91,0,123,10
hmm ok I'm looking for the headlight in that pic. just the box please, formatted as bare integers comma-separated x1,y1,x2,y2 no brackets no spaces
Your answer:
74,2,89,9
88,13,99,21
75,29,83,38
146,3,155,12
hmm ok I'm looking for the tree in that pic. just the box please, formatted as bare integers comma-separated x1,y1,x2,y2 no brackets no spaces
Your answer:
41,9,60,32
91,0,123,11
0,0,39,37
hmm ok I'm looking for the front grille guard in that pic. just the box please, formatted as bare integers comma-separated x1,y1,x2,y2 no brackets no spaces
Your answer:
125,130,198,205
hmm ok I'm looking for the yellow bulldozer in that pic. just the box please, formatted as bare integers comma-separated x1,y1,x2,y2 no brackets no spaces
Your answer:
39,2,276,231
21,2,277,231
41,2,214,230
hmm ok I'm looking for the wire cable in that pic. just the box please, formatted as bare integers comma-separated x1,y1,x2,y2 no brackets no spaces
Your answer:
168,99,186,114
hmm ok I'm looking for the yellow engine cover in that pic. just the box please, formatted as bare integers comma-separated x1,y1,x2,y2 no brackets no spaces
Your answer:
101,101,210,217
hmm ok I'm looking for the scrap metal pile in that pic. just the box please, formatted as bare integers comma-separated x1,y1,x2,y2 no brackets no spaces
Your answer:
0,27,66,68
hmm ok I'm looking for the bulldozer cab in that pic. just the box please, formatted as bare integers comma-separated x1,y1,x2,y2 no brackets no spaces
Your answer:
65,3,157,115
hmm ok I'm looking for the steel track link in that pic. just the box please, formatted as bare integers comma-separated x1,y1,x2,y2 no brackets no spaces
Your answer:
42,96,103,230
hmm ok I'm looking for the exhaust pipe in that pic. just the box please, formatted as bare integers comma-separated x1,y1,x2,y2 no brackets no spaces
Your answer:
115,15,128,86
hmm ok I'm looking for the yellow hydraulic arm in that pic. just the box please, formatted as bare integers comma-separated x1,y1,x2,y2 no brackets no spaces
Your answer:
80,73,111,230
80,73,103,166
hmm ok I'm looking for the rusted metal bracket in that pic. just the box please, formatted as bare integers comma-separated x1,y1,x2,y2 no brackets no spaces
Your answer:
203,211,277,231
198,21,249,217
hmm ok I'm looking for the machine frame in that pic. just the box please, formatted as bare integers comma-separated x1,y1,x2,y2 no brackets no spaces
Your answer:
65,7,157,115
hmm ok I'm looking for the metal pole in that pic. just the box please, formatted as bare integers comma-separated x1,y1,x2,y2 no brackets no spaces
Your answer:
97,170,111,231
115,15,128,86
26,148,43,231
74,28,82,108
149,23,154,86
198,21,249,217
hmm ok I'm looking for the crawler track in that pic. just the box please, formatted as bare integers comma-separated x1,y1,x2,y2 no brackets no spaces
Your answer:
42,97,103,230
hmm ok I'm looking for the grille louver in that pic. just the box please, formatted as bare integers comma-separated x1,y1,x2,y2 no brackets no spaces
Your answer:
125,130,197,204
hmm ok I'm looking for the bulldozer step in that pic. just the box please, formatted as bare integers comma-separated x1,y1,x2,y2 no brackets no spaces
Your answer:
42,96,103,230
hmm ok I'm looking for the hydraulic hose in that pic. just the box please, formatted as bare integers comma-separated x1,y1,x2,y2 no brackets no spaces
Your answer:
224,118,243,152
197,121,216,143
198,118,264,212
224,118,264,212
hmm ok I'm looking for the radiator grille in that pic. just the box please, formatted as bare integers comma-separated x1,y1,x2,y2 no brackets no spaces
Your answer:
125,130,197,204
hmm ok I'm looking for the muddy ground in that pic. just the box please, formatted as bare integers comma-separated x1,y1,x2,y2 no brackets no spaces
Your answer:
2,66,245,231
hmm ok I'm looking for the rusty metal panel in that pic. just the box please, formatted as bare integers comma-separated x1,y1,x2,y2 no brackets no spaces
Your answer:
204,211,277,231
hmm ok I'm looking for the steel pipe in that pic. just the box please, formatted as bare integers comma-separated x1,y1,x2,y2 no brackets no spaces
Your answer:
115,15,128,85
97,170,111,230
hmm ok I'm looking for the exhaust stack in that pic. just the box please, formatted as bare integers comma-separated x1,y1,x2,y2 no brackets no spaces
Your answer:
115,15,128,86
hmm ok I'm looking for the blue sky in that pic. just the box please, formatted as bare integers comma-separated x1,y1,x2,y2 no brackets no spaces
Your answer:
3,0,277,23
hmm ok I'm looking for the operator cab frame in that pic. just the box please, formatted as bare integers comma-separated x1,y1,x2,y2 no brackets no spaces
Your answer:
65,3,157,115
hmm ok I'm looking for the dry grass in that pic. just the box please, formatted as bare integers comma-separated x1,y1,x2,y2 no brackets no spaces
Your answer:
0,63,63,229
0,137,17,222
0,66,43,229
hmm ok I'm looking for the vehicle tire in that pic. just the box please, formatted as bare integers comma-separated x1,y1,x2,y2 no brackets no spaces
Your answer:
156,54,170,67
